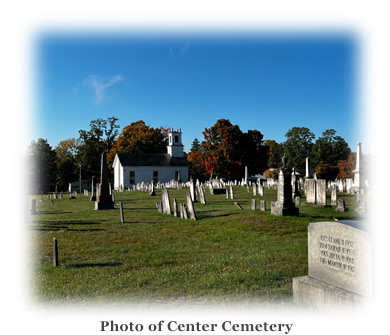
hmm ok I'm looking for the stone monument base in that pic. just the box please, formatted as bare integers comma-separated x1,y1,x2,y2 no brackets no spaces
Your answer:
95,201,114,210
292,276,366,308
271,202,299,216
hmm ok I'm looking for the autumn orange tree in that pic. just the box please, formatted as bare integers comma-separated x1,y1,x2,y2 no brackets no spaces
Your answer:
107,120,167,167
200,119,268,180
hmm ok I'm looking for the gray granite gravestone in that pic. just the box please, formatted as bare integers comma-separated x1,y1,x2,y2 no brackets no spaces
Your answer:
293,221,371,308
95,152,114,210
271,169,299,216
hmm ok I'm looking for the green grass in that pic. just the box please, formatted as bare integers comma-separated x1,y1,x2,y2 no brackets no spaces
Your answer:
28,186,366,305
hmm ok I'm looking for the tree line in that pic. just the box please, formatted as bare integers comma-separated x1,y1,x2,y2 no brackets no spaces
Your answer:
26,117,359,193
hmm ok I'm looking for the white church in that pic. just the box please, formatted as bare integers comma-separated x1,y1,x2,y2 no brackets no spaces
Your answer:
112,128,189,190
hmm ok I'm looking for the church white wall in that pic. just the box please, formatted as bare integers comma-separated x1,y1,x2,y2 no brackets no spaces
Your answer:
116,166,189,189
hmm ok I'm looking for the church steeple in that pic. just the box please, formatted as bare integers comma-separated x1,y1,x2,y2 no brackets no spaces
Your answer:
167,128,184,158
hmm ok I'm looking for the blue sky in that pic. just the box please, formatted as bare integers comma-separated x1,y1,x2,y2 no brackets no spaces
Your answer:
35,32,358,153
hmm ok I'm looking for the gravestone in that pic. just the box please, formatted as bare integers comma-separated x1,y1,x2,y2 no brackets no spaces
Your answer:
189,178,197,202
271,169,299,216
149,181,156,196
30,198,36,215
356,200,367,215
251,199,257,210
90,176,96,201
230,184,234,199
199,186,206,204
295,196,300,206
180,203,188,219
95,152,114,210
244,166,248,186
173,198,178,217
253,183,257,196
293,221,371,308
331,186,338,206
186,192,197,220
260,200,266,211
161,188,171,215
119,202,125,223
234,202,243,210
305,178,327,206
335,199,348,212
156,201,163,213
258,184,264,196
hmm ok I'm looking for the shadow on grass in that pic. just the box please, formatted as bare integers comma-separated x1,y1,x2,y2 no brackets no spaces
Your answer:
66,262,122,269
31,226,106,232
35,211,73,215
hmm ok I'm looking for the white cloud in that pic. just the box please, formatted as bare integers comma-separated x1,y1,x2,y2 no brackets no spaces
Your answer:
83,74,123,105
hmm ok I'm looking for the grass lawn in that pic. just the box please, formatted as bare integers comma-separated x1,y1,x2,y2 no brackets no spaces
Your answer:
28,186,366,305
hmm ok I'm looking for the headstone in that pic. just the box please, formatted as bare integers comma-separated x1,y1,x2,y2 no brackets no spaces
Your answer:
161,188,171,215
95,152,114,210
244,166,248,186
316,179,327,206
234,202,243,210
271,169,299,216
331,186,338,206
335,199,348,212
180,203,188,219
295,196,300,206
186,192,197,220
258,184,264,197
356,200,367,215
251,199,257,210
199,186,206,204
260,200,266,211
230,184,234,199
119,202,125,223
352,142,363,192
53,237,58,267
305,178,327,206
156,201,163,213
149,180,156,196
173,198,178,217
90,176,96,201
252,183,257,196
30,198,36,215
293,221,371,308
189,178,197,202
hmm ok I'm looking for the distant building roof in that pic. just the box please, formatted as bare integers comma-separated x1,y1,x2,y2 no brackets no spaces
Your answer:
116,152,189,167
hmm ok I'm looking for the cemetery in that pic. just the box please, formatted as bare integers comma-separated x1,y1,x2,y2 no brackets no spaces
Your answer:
28,168,370,305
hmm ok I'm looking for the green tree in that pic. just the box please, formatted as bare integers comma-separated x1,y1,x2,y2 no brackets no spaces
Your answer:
312,129,351,167
283,127,315,170
264,139,284,168
190,138,202,153
77,117,120,180
27,138,57,193
54,138,79,190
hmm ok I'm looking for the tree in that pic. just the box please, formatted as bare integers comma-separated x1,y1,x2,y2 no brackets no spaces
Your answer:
283,127,315,170
201,119,268,180
337,152,356,180
77,117,120,180
187,149,208,181
54,138,79,190
107,120,167,167
190,138,202,153
312,129,351,167
313,163,339,181
264,139,283,168
26,138,57,193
